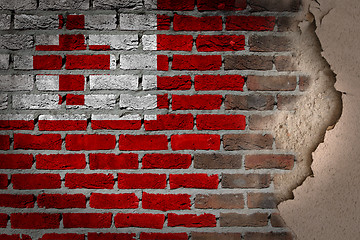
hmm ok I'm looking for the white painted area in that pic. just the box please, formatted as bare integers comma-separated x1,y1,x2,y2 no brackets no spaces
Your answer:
120,14,157,30
12,94,60,109
120,54,157,70
110,55,116,70
0,75,33,91
119,94,157,110
85,94,117,109
35,34,59,46
92,114,141,120
85,15,117,30
142,35,157,51
39,114,87,120
13,55,33,70
0,114,34,120
0,94,7,110
142,75,157,90
89,35,138,50
144,114,157,121
89,75,138,90
36,75,59,91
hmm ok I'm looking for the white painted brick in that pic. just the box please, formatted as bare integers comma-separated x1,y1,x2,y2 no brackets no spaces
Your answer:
119,94,157,110
35,35,59,46
39,114,87,121
86,15,117,30
90,75,138,90
0,14,11,30
120,55,157,70
144,0,157,9
93,0,142,9
92,114,141,120
0,54,9,69
0,94,7,110
110,55,117,70
39,0,89,10
13,94,60,110
0,75,34,91
15,15,59,29
120,14,157,30
142,75,157,90
0,114,34,121
142,35,157,51
14,56,33,70
67,95,117,109
36,75,59,91
0,35,33,50
0,0,36,10
144,114,157,120
89,35,138,50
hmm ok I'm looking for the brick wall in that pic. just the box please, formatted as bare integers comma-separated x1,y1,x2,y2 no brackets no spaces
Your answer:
0,0,304,239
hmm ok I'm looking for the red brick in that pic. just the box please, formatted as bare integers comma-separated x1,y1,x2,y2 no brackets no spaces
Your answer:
88,233,136,240
220,212,268,227
40,233,85,240
171,134,220,150
157,15,170,30
245,154,295,170
12,174,61,189
66,15,85,29
90,193,139,209
0,154,33,169
197,0,246,10
0,194,34,208
66,94,84,105
37,194,86,209
0,120,34,130
63,213,112,228
0,135,9,150
170,174,219,189
36,35,86,51
11,213,60,229
118,135,168,151
157,76,192,90
140,233,188,240
224,55,273,70
248,0,300,12
142,192,191,211
195,75,244,91
244,232,293,240
299,76,311,91
225,94,275,110
89,153,138,170
247,192,278,209
157,55,169,71
0,234,31,240
197,114,246,130
158,35,193,51
65,134,116,151
36,154,86,170
168,213,216,227
222,174,271,188
194,153,242,169
247,75,297,91
195,194,244,209
172,55,222,71
0,213,7,228
191,232,242,240
91,119,141,130
249,114,275,130
144,114,193,130
223,134,273,150
65,173,114,189
115,213,165,229
14,134,62,150
66,55,112,70
157,94,169,109
157,0,194,10
172,95,222,110
226,16,276,31
174,15,222,31
142,153,192,169
118,173,166,189
270,213,287,227
33,55,62,70
196,35,245,52
39,120,87,131
249,35,292,52
0,174,7,189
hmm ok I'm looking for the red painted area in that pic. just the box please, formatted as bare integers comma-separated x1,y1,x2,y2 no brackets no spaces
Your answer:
142,153,192,169
91,120,141,130
37,194,86,209
172,95,222,110
157,55,169,71
157,75,192,90
0,154,33,169
157,94,169,109
39,120,87,131
171,134,221,150
63,213,112,228
33,55,62,70
170,173,219,189
157,35,193,51
0,120,34,130
0,194,35,208
197,0,247,10
0,175,7,189
142,192,191,211
40,233,85,240
167,213,216,227
140,233,188,240
118,173,166,189
11,213,60,229
89,153,138,170
157,15,171,30
226,16,276,31
65,134,116,151
0,135,10,150
58,15,64,29
174,15,222,31
36,154,86,170
59,75,85,91
197,114,246,130
13,134,62,150
196,35,245,51
36,35,86,51
66,55,111,70
119,134,168,151
0,213,7,228
114,213,165,229
157,0,195,10
66,15,85,30
12,174,61,189
66,94,85,105
172,55,222,70
89,193,139,209
144,114,194,130
65,173,114,189
88,233,136,240
195,74,245,91
0,234,31,240
89,45,111,50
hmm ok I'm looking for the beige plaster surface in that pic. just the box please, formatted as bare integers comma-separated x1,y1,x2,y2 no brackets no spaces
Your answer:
279,0,360,239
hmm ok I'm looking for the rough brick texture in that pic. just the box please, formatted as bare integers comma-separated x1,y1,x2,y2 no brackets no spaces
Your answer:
0,0,302,238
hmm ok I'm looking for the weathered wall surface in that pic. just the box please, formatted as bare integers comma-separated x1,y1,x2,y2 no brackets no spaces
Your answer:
279,0,360,239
